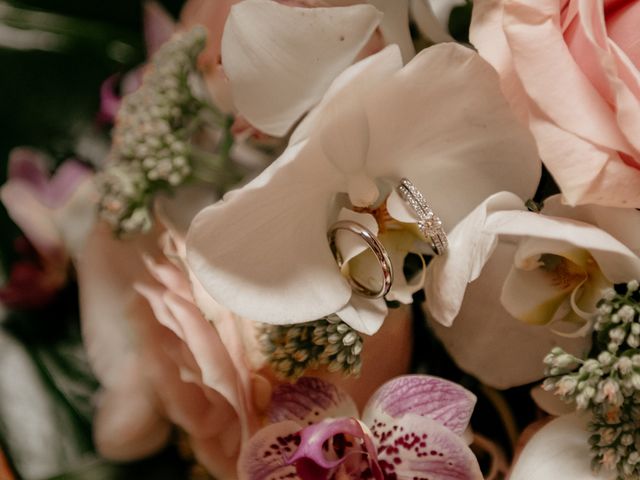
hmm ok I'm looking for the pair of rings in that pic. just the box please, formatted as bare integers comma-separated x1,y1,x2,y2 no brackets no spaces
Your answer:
327,178,448,299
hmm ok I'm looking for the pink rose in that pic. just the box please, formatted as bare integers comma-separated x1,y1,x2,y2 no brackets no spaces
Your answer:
471,0,640,207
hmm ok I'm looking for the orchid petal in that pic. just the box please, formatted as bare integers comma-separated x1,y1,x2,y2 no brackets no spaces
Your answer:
410,0,456,43
186,141,352,325
368,0,415,62
362,375,476,436
222,0,382,136
425,192,526,326
372,413,483,480
155,183,217,237
289,45,402,146
335,294,387,335
268,376,358,426
364,43,541,231
427,243,592,388
509,414,609,480
335,208,379,265
541,194,640,256
237,420,302,480
287,417,382,479
379,231,425,304
485,210,640,284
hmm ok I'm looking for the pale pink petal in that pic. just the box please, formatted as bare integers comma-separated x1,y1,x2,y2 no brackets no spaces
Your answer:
143,1,176,56
93,362,171,461
268,376,358,425
362,375,476,437
509,414,609,480
155,183,217,237
365,43,541,231
503,0,632,155
425,192,526,327
222,0,382,136
7,147,49,188
372,413,483,480
237,420,301,480
428,243,591,389
527,109,640,207
530,385,576,416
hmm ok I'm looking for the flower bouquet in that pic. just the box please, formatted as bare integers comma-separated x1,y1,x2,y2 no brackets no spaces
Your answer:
1,0,639,479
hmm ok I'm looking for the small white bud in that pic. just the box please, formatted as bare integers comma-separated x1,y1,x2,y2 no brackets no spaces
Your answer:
602,288,617,301
628,280,639,292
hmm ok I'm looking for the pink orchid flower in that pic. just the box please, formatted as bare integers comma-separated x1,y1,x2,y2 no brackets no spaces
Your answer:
239,375,482,480
0,148,94,308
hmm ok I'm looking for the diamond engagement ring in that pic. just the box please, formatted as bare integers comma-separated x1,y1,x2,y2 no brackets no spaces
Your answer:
327,220,394,299
396,178,448,255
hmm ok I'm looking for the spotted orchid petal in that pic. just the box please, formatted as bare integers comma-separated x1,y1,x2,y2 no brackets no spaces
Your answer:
237,420,302,480
427,242,592,388
222,0,382,136
268,377,358,426
287,417,382,480
509,414,609,480
425,191,526,327
372,413,482,480
362,375,476,437
187,42,540,332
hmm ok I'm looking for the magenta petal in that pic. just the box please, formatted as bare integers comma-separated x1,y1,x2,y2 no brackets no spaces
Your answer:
268,377,358,426
372,414,482,480
143,1,176,56
45,160,92,207
287,418,382,480
238,420,301,480
362,375,476,436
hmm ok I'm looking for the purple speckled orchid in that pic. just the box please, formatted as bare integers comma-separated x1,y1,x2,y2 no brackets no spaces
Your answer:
239,375,482,480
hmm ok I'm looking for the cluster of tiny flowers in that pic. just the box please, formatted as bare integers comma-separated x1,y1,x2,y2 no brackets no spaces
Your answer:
543,280,640,480
98,26,207,236
262,314,363,380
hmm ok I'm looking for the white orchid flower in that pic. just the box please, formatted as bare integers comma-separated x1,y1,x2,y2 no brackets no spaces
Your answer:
221,0,415,136
426,194,640,388
509,414,611,480
186,43,540,336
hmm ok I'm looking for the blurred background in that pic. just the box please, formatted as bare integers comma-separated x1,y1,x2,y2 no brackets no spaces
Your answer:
0,2,197,478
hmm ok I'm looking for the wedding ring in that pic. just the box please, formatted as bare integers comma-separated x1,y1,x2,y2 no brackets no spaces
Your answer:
396,178,448,255
327,220,393,299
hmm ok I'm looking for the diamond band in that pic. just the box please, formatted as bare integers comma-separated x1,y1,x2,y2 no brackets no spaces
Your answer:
396,178,448,255
327,220,394,299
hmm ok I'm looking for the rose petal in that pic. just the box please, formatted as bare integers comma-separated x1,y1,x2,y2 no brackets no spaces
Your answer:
509,413,609,480
268,376,358,426
371,413,483,480
237,420,302,480
425,192,526,327
222,0,382,136
362,375,476,436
